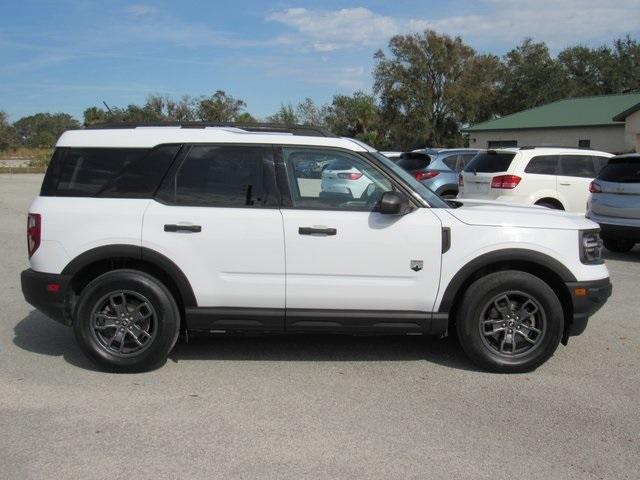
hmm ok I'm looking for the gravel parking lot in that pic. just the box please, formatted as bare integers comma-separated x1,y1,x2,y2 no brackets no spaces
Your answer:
1,174,638,479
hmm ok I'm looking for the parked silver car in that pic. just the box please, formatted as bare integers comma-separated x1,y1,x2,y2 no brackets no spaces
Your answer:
400,148,479,198
587,153,640,252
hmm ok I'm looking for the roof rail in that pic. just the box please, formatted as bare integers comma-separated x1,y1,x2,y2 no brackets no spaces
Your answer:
84,122,338,137
519,145,593,150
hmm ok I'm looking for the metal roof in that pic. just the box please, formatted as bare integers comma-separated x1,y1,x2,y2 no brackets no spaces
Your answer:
463,93,640,132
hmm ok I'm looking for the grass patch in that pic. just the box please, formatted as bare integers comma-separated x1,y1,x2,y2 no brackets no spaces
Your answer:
0,147,53,167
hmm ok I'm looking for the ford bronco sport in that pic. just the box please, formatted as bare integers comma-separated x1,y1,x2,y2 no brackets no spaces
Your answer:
21,124,612,373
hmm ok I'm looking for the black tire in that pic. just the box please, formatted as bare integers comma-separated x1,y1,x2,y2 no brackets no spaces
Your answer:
456,270,563,373
603,238,635,253
440,191,458,200
73,269,180,372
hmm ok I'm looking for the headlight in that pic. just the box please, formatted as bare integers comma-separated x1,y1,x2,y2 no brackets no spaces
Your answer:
579,230,603,265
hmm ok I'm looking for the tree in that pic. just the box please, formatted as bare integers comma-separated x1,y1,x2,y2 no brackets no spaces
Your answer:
267,104,298,124
235,112,257,123
558,45,609,96
325,92,385,147
496,39,569,115
197,90,247,122
13,113,80,147
0,111,18,150
374,30,496,149
296,98,328,126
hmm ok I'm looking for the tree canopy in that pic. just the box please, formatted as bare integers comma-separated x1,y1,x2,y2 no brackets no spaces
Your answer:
1,33,638,151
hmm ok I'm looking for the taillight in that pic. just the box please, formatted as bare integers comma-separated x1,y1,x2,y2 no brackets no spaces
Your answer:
27,213,41,258
491,175,521,189
458,174,464,187
337,172,363,180
589,181,602,193
412,170,439,181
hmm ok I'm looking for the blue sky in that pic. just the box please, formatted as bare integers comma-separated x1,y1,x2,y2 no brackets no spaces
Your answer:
1,0,639,121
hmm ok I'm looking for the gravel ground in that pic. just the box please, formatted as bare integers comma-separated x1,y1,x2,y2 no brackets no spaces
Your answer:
1,174,638,479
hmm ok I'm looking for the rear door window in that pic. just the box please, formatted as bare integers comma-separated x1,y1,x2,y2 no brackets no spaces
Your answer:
598,160,640,183
559,155,597,178
464,152,516,173
156,145,275,207
524,155,560,175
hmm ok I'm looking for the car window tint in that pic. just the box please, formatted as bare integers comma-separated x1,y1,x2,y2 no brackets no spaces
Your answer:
284,148,393,211
458,154,477,172
524,155,559,175
464,152,515,173
598,159,640,183
441,154,459,170
43,148,150,197
594,156,610,174
158,145,270,207
560,155,597,178
396,153,430,171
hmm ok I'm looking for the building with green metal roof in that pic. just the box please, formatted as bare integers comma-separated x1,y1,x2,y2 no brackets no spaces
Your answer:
463,93,640,153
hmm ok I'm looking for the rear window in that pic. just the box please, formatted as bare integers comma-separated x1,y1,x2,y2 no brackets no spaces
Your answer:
598,159,640,183
464,152,515,173
396,152,431,172
324,158,354,171
41,146,179,198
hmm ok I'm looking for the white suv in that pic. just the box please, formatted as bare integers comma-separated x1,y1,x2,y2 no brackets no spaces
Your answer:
21,125,612,373
458,147,612,213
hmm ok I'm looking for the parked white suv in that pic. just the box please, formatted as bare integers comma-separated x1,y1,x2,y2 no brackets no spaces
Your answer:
458,147,612,213
21,125,612,373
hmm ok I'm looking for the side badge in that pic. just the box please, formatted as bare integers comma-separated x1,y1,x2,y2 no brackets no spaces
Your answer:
410,260,423,272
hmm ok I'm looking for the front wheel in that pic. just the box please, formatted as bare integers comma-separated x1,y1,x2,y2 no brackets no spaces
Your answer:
456,271,564,373
73,269,181,372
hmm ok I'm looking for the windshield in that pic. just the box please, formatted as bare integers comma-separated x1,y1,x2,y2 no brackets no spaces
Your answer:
372,152,449,208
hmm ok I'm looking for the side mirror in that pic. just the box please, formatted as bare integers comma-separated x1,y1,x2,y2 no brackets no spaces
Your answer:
378,191,411,215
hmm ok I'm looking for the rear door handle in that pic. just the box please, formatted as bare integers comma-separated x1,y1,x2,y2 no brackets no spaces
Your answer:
298,227,337,236
164,224,202,233
559,182,571,186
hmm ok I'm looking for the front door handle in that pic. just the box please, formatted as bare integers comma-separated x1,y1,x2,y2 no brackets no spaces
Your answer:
559,182,571,186
298,227,337,236
164,224,202,233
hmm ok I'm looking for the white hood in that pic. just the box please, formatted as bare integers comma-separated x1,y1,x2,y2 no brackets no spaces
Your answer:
445,199,598,230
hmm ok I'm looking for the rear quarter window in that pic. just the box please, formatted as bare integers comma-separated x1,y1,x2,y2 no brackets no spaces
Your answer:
598,160,640,183
40,146,180,198
524,155,559,175
464,152,515,173
559,155,597,178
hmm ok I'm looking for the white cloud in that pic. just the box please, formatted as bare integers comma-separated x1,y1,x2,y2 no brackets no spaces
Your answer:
267,2,640,52
126,4,160,16
267,7,416,52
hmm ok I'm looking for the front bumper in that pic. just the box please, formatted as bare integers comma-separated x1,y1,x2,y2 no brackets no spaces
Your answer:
21,269,72,325
564,277,612,339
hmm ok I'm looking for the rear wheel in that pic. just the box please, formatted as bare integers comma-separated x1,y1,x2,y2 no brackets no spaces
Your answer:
603,238,635,253
73,269,180,372
440,191,458,200
456,271,563,373
535,199,564,210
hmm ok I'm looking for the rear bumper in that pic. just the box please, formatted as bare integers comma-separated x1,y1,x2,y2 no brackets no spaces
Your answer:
21,269,72,325
565,277,612,338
